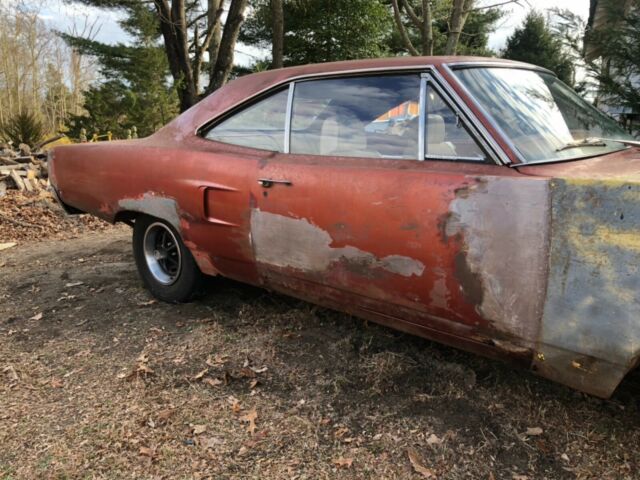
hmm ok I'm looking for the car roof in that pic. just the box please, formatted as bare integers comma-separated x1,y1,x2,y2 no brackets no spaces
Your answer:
157,56,542,141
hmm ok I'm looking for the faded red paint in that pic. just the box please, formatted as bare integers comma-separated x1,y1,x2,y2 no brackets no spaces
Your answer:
49,56,640,398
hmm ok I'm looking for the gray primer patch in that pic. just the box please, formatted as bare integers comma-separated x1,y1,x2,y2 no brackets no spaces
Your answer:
118,193,181,231
535,179,640,396
250,210,425,277
445,176,550,342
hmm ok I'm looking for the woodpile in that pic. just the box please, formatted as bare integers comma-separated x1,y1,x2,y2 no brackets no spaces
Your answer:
0,143,48,196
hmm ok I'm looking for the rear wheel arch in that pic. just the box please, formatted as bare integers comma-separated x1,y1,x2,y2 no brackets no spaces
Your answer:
132,214,204,303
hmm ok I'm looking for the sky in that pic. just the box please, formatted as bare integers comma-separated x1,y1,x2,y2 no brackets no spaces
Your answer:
31,0,591,66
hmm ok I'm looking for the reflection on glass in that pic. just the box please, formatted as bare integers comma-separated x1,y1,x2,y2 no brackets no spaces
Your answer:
454,67,634,163
290,75,421,159
205,88,289,151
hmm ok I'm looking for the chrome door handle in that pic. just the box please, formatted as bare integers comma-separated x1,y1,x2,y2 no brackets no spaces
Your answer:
257,178,292,188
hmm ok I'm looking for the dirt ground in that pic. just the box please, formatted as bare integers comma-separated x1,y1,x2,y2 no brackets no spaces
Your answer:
2,219,640,479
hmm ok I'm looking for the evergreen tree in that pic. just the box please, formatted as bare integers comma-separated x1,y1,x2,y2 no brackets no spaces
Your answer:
241,0,392,66
501,11,574,85
61,5,179,139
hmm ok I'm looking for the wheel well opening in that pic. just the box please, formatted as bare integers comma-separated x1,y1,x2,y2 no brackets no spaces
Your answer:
114,210,139,227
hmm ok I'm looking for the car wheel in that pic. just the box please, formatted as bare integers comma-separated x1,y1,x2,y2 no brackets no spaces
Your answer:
132,215,203,303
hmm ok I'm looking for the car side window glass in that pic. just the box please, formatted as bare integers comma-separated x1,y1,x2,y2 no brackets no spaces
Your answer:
425,86,485,161
204,88,289,152
290,75,421,159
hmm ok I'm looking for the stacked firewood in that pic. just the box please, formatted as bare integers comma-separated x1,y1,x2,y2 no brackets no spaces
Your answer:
0,142,48,197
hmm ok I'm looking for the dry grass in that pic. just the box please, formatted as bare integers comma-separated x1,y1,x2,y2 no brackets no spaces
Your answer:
1,230,640,479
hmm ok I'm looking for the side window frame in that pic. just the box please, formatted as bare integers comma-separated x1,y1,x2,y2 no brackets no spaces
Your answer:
198,68,506,165
420,73,493,164
199,85,292,152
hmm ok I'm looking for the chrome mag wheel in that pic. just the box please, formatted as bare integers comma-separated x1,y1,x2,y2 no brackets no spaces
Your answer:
142,222,182,285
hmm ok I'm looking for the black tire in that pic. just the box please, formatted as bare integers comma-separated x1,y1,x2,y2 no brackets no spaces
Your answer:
132,215,204,303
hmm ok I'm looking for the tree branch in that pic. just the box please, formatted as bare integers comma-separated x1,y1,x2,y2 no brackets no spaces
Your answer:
391,0,420,56
401,0,423,29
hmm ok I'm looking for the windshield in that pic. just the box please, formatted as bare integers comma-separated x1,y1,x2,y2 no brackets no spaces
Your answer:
453,67,634,164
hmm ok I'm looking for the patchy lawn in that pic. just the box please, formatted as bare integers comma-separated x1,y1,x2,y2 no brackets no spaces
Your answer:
1,226,639,479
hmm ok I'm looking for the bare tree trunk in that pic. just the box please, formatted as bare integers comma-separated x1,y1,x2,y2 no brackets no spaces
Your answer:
445,0,474,55
208,0,223,73
271,0,284,68
154,0,198,111
421,0,433,56
208,0,249,93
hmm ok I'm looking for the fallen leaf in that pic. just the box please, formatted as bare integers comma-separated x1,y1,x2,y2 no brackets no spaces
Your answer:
139,446,155,458
525,427,543,436
239,367,256,378
407,448,435,478
157,409,174,422
29,312,43,321
250,366,268,374
201,436,224,449
426,433,441,446
193,368,208,380
3,366,18,382
334,427,349,438
137,352,149,363
231,400,242,415
206,354,228,367
50,378,63,388
204,377,223,387
240,408,258,435
333,457,354,469
249,379,259,389
193,424,207,435
65,281,84,287
138,299,157,306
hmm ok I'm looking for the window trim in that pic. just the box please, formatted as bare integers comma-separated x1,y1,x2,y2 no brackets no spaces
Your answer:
420,72,490,163
198,66,509,165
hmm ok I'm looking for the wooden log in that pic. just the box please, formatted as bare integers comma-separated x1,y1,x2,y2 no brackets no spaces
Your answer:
0,156,19,166
9,170,24,191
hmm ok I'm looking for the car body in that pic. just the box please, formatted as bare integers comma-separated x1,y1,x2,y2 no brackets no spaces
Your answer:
49,56,640,398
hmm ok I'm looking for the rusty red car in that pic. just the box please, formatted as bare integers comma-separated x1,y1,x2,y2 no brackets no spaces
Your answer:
49,56,640,398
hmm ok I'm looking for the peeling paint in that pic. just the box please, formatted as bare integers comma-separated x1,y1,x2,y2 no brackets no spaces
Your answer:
444,176,550,342
250,210,425,278
118,193,181,231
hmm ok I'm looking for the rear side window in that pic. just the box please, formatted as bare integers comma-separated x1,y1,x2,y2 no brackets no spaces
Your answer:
290,75,421,159
205,88,289,152
425,85,485,161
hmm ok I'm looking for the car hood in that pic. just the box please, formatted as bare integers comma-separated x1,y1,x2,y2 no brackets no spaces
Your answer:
515,146,640,182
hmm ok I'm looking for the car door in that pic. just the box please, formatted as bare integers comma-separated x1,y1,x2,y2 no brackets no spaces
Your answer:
249,72,548,347
190,87,291,284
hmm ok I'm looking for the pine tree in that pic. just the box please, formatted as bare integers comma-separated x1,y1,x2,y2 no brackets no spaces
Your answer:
61,5,179,139
502,11,574,85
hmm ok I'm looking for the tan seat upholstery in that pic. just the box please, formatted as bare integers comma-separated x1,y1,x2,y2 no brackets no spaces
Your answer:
319,108,371,157
426,114,456,157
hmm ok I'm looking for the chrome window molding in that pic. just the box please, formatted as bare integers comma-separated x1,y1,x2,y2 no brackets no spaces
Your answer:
418,75,427,161
440,64,523,165
196,65,437,136
424,72,497,164
432,67,512,166
283,82,295,154
446,61,554,76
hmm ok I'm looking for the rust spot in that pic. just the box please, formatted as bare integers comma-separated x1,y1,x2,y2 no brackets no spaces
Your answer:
400,222,418,231
454,250,484,307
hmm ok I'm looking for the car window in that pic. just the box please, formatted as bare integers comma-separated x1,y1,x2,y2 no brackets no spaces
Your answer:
425,86,485,161
205,88,289,152
290,75,421,159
